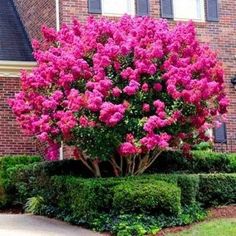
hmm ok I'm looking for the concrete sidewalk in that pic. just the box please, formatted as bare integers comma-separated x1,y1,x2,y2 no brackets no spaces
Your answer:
0,214,106,236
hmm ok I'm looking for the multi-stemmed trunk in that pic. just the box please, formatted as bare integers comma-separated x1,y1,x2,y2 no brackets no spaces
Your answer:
77,149,162,177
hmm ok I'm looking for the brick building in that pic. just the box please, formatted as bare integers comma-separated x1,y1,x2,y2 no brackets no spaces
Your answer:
0,0,235,156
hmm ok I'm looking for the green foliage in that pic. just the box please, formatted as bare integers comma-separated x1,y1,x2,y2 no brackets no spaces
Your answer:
0,155,41,208
4,161,85,207
197,174,236,207
74,126,123,161
148,151,236,174
89,204,206,236
112,181,181,215
6,160,236,235
25,196,44,214
0,155,41,180
191,151,236,173
49,176,118,220
135,174,199,206
176,175,199,206
193,142,213,151
92,213,161,236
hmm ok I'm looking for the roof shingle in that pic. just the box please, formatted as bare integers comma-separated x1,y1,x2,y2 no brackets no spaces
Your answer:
0,0,34,61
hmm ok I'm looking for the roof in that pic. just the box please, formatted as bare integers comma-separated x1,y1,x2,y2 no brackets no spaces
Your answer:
0,0,34,61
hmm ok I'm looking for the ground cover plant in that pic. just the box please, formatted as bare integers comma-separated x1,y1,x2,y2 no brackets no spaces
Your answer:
10,16,228,176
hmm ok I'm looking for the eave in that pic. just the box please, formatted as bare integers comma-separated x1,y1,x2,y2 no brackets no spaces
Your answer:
0,60,36,78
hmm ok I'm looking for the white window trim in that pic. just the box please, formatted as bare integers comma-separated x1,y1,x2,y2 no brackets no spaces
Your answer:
0,60,36,77
101,0,135,16
173,0,205,22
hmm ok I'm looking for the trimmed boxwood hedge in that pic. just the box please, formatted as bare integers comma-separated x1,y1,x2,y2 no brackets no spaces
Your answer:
3,159,236,235
197,173,236,207
148,151,236,173
41,176,182,221
0,155,41,207
6,161,199,209
5,159,236,210
112,181,181,215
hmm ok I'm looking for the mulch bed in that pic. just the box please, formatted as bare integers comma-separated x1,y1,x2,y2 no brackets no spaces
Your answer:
209,205,236,219
157,205,236,236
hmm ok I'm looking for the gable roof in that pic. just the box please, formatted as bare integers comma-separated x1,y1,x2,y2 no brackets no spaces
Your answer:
0,0,34,61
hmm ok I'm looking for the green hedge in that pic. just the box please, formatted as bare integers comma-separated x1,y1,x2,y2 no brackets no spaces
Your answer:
38,176,182,220
8,161,199,210
7,160,236,235
148,151,236,173
0,155,41,179
0,155,41,207
135,174,199,206
112,181,181,215
9,159,236,211
5,159,95,205
197,174,236,207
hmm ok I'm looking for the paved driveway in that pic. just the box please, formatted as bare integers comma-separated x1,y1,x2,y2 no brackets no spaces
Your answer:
0,214,105,236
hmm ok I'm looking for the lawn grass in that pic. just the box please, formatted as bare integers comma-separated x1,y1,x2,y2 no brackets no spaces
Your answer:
167,218,236,236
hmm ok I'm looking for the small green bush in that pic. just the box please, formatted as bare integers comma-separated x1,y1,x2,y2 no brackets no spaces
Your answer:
112,181,181,215
193,142,213,151
22,176,182,221
197,173,236,207
25,196,44,214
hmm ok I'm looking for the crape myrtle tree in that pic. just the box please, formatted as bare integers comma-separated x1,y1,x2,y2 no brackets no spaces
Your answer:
10,16,229,177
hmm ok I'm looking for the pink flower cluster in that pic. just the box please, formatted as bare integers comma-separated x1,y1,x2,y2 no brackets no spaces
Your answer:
9,16,228,160
99,102,126,127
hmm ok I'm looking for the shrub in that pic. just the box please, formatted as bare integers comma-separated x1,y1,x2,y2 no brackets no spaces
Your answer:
10,16,228,176
12,163,236,235
193,142,213,151
8,160,199,209
0,155,41,179
175,175,199,206
135,174,199,205
112,181,181,215
197,174,236,207
148,151,236,174
190,151,235,173
25,196,44,214
0,155,41,208
5,159,93,205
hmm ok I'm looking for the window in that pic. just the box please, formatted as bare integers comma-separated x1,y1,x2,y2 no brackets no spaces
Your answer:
173,0,205,21
101,0,135,16
214,123,227,144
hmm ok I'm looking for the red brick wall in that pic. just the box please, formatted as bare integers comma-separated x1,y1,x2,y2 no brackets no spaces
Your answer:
0,77,37,156
60,0,236,152
13,0,56,41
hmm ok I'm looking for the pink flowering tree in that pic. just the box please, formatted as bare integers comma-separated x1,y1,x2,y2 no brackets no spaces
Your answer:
10,16,229,177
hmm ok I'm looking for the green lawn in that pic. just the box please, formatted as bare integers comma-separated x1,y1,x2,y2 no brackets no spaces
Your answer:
167,218,236,236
